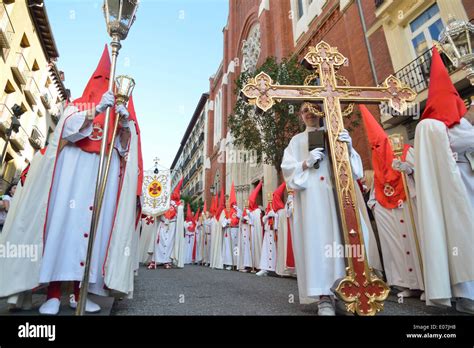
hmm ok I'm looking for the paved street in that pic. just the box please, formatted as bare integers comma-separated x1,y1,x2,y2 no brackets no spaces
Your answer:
112,265,466,316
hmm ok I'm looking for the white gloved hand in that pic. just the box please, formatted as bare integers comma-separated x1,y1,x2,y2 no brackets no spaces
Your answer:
116,104,130,128
266,211,276,218
96,91,115,114
338,129,352,151
286,200,293,217
306,147,325,168
392,159,413,175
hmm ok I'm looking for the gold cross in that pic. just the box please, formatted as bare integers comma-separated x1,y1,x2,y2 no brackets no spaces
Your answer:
242,41,417,316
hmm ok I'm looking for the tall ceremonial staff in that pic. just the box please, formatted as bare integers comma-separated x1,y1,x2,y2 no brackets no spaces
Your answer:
77,0,139,316
388,134,424,286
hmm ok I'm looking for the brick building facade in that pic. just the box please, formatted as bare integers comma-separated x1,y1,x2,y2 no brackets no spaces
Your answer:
204,0,474,208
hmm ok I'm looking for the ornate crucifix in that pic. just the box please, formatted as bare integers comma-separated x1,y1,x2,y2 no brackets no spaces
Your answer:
241,41,417,315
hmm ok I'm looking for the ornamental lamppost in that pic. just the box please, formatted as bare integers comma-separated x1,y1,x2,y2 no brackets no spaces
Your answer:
439,16,474,85
76,0,139,316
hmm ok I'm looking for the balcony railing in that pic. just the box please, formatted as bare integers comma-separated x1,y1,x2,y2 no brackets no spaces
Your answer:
41,88,53,109
24,75,40,106
11,52,30,85
198,132,204,144
10,130,26,152
0,4,14,49
390,45,457,94
29,125,44,150
0,103,12,135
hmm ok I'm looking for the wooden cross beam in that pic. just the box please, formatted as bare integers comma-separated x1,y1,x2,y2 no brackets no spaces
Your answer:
241,41,417,316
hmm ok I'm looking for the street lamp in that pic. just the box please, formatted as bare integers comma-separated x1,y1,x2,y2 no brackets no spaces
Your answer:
439,16,474,85
77,0,139,316
0,104,25,172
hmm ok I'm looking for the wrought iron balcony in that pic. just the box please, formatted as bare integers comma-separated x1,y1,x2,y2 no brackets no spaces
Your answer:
24,75,40,106
41,88,53,109
11,52,30,85
390,45,456,94
0,4,14,49
29,125,44,150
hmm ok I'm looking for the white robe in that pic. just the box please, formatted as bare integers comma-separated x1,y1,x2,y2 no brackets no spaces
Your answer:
221,222,238,267
153,216,176,264
184,226,195,265
201,219,212,264
237,212,253,270
281,129,363,302
0,106,140,298
414,118,474,307
276,208,296,276
138,216,157,264
259,212,278,272
248,209,263,269
169,204,185,268
194,222,203,263
209,215,223,269
368,184,423,291
38,111,127,296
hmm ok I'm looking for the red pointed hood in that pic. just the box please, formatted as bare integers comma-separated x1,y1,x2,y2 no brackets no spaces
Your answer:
249,180,262,211
194,208,200,222
229,181,237,208
209,194,217,217
171,178,183,203
272,182,286,211
421,47,466,128
73,44,111,109
360,105,406,209
265,201,273,214
186,203,193,222
216,186,225,218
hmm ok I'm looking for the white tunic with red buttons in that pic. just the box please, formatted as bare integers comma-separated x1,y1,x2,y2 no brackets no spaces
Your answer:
38,111,127,296
259,212,278,272
368,184,423,291
154,217,177,264
237,212,253,270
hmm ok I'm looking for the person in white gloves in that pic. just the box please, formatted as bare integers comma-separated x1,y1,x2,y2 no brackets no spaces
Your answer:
0,46,137,315
281,102,364,316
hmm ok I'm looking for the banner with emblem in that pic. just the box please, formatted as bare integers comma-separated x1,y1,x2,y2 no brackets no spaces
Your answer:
142,168,171,217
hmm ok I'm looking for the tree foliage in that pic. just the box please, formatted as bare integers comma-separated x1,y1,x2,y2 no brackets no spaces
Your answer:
228,57,311,173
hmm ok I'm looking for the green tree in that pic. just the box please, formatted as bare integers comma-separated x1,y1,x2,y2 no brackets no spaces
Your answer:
229,57,311,181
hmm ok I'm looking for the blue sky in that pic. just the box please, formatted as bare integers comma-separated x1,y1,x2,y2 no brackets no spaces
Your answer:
47,0,228,168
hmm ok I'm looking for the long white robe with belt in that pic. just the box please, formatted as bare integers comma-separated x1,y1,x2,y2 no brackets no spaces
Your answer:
201,219,212,264
282,129,363,302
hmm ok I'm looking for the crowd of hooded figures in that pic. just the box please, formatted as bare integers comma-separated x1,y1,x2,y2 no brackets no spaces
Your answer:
138,48,474,316
0,47,473,316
